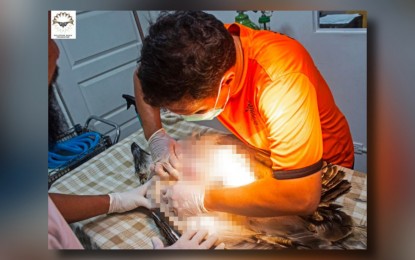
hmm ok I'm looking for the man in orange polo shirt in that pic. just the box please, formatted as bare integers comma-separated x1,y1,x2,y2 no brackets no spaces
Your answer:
135,11,354,217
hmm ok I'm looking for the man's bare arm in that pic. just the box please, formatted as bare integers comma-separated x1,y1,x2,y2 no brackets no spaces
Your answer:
204,170,322,217
49,193,109,224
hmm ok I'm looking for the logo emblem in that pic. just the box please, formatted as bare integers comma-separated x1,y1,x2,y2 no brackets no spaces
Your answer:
245,102,259,126
51,11,76,39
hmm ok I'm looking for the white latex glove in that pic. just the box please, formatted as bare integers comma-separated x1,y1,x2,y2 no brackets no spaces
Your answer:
108,179,153,214
151,230,225,249
162,181,208,218
148,128,181,179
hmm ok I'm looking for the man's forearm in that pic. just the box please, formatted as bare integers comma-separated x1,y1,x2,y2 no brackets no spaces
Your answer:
204,172,322,217
49,193,110,224
133,71,162,140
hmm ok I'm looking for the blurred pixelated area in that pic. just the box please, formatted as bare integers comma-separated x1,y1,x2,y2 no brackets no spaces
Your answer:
143,133,366,249
146,134,263,246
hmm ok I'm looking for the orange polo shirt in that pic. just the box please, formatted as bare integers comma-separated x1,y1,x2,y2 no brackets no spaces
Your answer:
218,24,354,177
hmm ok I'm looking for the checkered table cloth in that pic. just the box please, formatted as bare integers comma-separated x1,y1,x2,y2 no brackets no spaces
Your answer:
49,111,367,249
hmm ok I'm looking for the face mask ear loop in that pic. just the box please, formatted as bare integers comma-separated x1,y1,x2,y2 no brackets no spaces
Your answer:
213,77,225,109
222,83,231,109
216,72,234,109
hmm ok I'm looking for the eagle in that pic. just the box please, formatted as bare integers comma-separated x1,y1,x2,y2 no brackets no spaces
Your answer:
131,133,366,249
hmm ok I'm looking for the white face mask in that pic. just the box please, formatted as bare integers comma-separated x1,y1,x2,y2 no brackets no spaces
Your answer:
183,77,230,122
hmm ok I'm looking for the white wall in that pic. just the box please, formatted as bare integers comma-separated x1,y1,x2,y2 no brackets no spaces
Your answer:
54,11,142,142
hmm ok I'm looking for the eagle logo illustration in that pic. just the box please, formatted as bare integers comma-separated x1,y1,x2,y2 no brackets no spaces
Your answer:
52,12,74,28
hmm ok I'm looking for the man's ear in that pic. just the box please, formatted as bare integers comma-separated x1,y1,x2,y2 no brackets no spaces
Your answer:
223,71,235,86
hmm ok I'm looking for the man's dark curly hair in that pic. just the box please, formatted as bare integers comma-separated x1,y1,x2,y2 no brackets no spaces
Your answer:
138,11,236,107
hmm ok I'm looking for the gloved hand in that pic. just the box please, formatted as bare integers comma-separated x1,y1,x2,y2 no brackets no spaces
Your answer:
108,179,153,214
148,128,181,179
161,181,208,218
151,230,225,249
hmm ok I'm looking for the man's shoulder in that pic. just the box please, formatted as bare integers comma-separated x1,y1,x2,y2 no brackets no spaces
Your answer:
247,32,314,82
